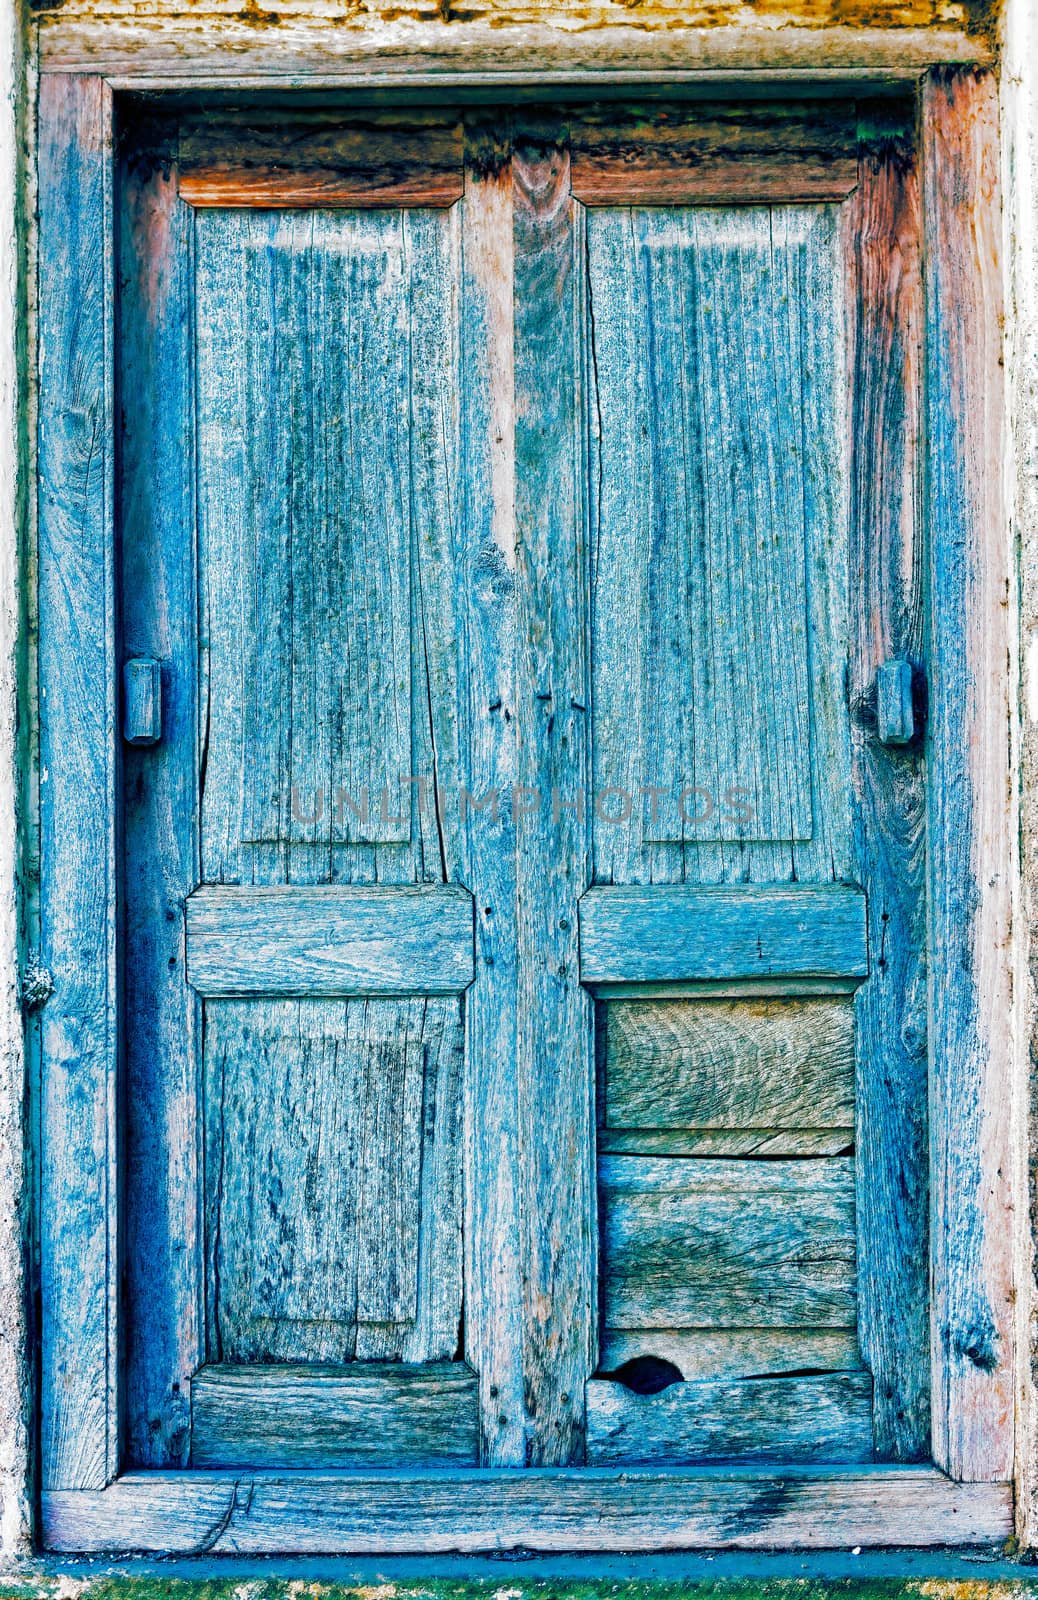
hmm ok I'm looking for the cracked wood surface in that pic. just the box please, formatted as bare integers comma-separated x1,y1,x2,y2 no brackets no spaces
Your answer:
41,1468,1013,1554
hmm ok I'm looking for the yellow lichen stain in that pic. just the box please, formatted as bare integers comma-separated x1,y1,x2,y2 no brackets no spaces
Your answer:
35,0,1000,29
917,1586,1037,1600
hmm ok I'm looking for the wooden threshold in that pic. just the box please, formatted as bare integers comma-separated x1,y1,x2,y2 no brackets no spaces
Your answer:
579,884,868,986
42,1467,1012,1554
185,884,474,997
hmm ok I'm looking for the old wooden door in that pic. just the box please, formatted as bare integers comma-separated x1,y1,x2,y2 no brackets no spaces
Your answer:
118,100,929,1481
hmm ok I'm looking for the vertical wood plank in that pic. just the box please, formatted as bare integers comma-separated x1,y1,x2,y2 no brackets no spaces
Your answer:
844,111,931,1462
513,132,595,1465
923,67,1014,1482
37,73,118,1490
119,150,202,1467
460,123,525,1465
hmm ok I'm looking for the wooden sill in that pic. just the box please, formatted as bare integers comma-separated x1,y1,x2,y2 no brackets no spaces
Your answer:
42,1466,1012,1555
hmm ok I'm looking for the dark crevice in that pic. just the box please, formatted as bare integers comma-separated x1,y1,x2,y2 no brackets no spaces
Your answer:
601,1356,684,1395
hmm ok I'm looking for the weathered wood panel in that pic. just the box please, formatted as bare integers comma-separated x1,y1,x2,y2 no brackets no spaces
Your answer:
41,1468,1013,1555
204,997,463,1365
598,1327,862,1382
845,108,931,1462
586,1372,873,1465
37,72,118,1493
118,142,202,1468
922,67,1014,1483
197,207,413,866
179,114,463,207
191,1364,478,1468
197,206,462,884
512,130,595,1466
570,104,858,205
579,886,868,985
458,123,525,1466
597,1128,855,1156
186,885,474,996
588,207,809,856
36,16,994,91
602,997,855,1131
586,202,852,889
600,1156,857,1330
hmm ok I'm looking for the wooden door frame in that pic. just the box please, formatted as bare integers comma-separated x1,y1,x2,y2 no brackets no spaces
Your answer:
35,61,1016,1552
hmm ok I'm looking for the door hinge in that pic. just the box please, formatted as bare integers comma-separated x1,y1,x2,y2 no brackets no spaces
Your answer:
123,657,162,746
875,657,919,747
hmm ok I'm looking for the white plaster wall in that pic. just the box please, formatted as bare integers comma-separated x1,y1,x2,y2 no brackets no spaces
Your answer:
0,0,31,1562
1003,0,1038,1548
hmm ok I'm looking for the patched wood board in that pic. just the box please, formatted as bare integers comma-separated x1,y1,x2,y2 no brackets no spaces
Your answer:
600,1156,857,1330
602,996,855,1131
598,1326,862,1381
586,1371,873,1464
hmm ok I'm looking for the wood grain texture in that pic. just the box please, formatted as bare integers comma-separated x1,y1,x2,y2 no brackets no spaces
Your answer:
37,72,118,1493
196,204,463,883
36,18,993,90
179,114,463,207
458,124,525,1466
204,997,463,1365
600,1157,857,1331
41,1468,1013,1555
586,201,852,886
596,1129,855,1155
585,1372,873,1465
197,207,414,866
844,108,931,1463
570,103,858,205
602,997,855,1131
186,885,474,996
512,129,595,1466
598,1327,862,1382
118,145,203,1468
191,1364,478,1468
922,67,1014,1483
579,886,868,984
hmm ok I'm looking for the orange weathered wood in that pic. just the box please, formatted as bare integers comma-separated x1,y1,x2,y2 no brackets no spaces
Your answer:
570,103,859,205
923,66,1014,1484
178,116,464,208
843,106,931,1462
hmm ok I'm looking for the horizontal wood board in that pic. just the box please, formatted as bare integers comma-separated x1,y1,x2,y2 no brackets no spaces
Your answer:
186,886,474,996
602,996,855,1131
598,1326,863,1381
580,886,868,984
179,115,464,207
570,103,858,204
600,1156,857,1330
42,1468,1013,1553
585,1372,874,1465
191,1363,478,1468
